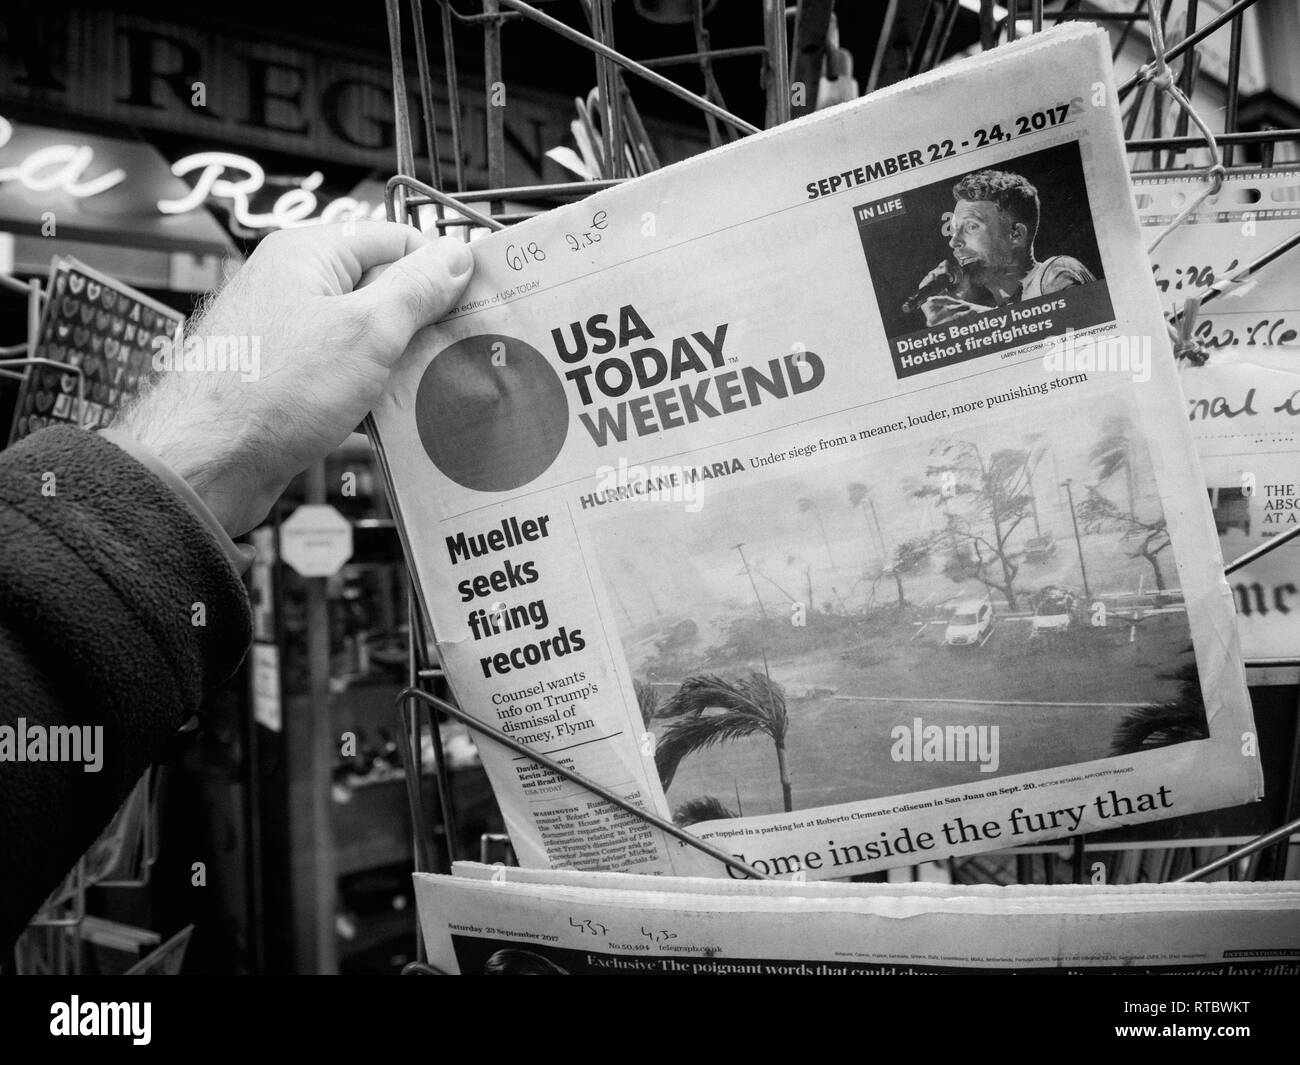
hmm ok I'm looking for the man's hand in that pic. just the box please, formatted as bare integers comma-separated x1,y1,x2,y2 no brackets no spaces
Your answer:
921,294,993,327
114,222,473,537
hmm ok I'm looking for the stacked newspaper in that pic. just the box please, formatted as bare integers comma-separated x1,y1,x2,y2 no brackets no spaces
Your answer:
414,864,1300,975
1136,167,1300,684
371,22,1261,880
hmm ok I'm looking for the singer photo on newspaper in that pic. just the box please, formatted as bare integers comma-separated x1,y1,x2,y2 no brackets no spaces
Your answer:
857,141,1113,379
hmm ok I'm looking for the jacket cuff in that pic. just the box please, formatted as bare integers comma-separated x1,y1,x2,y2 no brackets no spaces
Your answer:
99,428,256,577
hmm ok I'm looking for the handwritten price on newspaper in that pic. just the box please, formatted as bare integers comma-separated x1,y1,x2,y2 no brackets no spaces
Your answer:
564,210,609,252
565,917,683,942
503,212,610,273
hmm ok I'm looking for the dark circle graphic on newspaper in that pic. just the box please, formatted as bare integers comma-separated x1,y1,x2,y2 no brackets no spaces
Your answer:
415,333,568,492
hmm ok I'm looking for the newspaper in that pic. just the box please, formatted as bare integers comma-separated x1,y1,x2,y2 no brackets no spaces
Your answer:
1135,167,1300,684
371,23,1260,880
414,868,1300,975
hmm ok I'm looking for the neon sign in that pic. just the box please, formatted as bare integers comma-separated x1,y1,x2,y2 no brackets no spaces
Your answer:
0,115,385,233
157,152,386,230
0,116,127,198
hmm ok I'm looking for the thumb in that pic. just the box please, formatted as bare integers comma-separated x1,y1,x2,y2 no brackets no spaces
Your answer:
349,236,475,357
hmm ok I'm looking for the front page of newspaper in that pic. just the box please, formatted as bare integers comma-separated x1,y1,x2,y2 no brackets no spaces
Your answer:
413,872,1300,975
371,23,1260,879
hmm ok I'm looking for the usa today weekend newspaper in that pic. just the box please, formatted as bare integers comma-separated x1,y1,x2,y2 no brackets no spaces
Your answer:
369,23,1261,881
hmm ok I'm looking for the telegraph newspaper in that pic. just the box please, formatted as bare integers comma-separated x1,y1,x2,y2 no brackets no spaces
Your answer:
413,867,1300,975
370,24,1260,880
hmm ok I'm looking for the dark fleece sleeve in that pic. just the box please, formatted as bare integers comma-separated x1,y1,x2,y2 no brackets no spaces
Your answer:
0,426,251,946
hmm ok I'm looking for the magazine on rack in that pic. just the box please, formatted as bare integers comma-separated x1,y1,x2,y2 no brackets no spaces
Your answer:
370,23,1260,880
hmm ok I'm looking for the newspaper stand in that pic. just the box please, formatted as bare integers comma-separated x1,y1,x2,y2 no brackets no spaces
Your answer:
359,0,1300,968
3,1,1293,977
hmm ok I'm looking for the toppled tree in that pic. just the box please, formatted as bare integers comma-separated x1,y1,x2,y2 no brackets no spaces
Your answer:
1090,414,1139,516
1076,486,1171,591
885,536,932,609
916,440,1042,610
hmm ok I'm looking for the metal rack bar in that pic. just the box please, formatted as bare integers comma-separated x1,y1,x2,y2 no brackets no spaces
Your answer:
1175,816,1300,882
432,212,540,227
640,45,771,69
439,0,468,191
692,0,729,145
399,687,774,880
1172,227,1300,321
1173,0,1199,151
1054,9,1149,21
1119,0,1263,99
1223,7,1244,167
401,599,434,879
411,0,447,201
979,0,997,51
443,178,624,201
763,0,791,127
1128,129,1300,151
1225,522,1300,577
385,0,419,224
386,175,504,230
497,0,760,135
483,0,507,211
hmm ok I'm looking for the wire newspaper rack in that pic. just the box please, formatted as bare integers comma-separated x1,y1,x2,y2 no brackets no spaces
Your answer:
0,272,90,434
12,766,161,975
372,1,1300,959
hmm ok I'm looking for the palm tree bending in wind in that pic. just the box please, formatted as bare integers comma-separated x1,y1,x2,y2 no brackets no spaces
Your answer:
654,672,793,812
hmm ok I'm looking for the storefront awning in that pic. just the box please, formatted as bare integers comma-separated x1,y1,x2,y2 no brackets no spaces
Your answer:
0,116,238,258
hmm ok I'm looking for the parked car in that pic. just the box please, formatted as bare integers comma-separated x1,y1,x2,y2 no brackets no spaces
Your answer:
1031,586,1078,635
945,595,995,646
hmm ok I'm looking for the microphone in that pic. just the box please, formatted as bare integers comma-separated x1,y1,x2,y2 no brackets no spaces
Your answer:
902,258,963,314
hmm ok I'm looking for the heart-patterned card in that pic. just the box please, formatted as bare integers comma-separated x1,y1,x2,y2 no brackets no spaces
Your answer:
8,256,185,443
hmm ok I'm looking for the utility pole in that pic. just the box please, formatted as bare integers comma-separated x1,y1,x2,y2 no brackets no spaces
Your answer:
734,543,769,620
1061,478,1092,602
1024,453,1043,537
866,487,890,557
